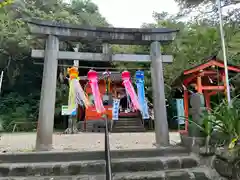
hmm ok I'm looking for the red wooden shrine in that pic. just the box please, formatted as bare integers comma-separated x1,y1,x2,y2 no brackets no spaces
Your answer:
173,57,240,134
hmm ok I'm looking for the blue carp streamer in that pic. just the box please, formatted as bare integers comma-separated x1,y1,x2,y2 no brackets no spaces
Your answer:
135,70,149,119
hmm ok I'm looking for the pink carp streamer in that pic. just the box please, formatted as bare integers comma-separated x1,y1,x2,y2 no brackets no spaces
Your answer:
87,70,105,114
121,71,140,110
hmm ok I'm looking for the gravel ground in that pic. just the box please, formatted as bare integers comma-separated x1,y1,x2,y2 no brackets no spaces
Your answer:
0,132,181,152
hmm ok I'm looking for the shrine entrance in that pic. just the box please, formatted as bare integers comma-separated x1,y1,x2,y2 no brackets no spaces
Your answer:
27,19,178,151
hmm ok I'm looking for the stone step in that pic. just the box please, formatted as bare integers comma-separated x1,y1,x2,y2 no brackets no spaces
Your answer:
118,118,142,121
118,114,140,118
114,122,142,126
113,123,142,127
0,167,218,180
0,147,189,163
111,156,198,173
112,125,145,132
0,156,198,177
113,124,142,128
114,120,141,125
112,167,218,180
111,128,145,133
113,125,144,129
112,117,144,133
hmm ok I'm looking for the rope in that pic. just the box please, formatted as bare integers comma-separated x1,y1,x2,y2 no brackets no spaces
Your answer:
33,62,150,70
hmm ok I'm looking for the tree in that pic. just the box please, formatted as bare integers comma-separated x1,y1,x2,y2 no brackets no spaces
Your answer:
0,0,109,131
113,10,240,101
174,0,239,9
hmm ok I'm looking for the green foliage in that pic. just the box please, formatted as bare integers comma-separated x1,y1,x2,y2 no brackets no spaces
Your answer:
174,0,239,9
189,111,214,137
188,98,240,149
55,83,69,115
212,99,240,142
0,92,38,131
0,0,108,131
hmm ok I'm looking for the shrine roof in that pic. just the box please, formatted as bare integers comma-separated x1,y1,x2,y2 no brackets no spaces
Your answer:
171,56,240,88
183,56,240,75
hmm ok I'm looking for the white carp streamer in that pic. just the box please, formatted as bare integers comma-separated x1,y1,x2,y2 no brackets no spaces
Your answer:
72,78,89,107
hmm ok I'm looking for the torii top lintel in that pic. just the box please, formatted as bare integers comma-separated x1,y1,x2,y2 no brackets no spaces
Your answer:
26,19,179,45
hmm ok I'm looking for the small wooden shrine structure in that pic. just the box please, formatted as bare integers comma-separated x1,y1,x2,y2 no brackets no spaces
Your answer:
172,56,240,133
78,71,139,131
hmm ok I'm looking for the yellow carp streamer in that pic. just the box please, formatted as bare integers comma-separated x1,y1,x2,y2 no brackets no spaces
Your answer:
67,67,89,113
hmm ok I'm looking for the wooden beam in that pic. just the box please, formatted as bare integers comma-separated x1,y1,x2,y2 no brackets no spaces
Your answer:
31,50,173,63
202,86,225,90
207,91,218,96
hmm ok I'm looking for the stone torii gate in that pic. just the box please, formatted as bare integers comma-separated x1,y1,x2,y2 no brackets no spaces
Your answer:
27,19,178,151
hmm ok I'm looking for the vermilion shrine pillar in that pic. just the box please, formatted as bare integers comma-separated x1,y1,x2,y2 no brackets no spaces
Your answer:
196,76,202,93
183,87,189,133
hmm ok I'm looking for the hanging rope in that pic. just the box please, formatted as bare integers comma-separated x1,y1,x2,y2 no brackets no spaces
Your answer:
33,62,150,70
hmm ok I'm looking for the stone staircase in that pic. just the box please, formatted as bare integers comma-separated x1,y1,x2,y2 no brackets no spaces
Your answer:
111,117,145,133
0,146,223,179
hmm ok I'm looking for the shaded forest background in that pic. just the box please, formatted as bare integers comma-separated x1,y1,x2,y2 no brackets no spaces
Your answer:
0,0,240,131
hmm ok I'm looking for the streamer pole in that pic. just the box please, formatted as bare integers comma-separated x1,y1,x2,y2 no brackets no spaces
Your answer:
217,0,231,105
0,71,4,94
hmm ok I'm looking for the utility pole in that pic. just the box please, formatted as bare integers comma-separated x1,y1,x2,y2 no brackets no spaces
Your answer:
217,0,231,104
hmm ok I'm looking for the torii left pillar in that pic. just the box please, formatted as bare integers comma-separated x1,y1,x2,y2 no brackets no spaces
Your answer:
36,35,59,151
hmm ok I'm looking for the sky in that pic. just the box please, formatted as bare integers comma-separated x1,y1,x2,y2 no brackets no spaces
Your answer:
91,0,179,28
90,0,240,28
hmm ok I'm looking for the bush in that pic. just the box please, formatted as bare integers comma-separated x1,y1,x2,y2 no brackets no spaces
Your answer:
0,92,38,132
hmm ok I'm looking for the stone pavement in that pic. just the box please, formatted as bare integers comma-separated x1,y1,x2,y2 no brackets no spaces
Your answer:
0,132,181,152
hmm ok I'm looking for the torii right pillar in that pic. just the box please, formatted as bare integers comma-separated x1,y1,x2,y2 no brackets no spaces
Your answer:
150,41,169,147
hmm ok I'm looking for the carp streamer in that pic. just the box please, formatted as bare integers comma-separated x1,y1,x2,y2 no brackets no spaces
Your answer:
135,70,149,119
121,71,140,110
67,67,89,114
87,70,105,114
